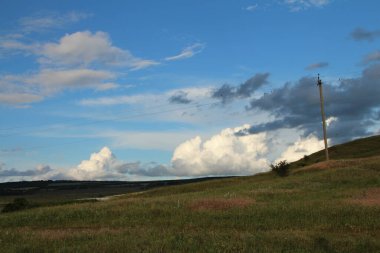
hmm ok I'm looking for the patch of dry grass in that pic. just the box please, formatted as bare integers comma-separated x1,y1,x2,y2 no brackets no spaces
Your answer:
348,187,380,206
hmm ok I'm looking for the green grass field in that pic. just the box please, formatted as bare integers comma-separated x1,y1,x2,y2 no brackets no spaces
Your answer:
1,136,379,252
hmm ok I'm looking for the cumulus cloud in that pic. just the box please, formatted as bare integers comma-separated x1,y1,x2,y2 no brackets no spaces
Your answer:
306,62,329,70
165,43,205,61
212,73,269,104
351,27,380,42
39,31,159,68
275,134,325,163
170,125,270,176
245,64,380,144
1,30,158,70
40,147,170,180
64,147,123,180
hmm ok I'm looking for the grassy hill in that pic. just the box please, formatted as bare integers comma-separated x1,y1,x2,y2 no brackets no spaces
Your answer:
0,135,379,252
290,134,380,169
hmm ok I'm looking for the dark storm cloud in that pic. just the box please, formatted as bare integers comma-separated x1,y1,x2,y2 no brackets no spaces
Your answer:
212,73,269,104
242,64,380,144
305,62,329,70
168,91,192,104
351,27,380,42
0,165,52,177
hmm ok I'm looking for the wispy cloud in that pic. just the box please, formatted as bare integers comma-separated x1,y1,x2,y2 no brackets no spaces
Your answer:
245,4,259,11
284,0,330,12
165,43,205,61
0,69,116,105
19,11,92,32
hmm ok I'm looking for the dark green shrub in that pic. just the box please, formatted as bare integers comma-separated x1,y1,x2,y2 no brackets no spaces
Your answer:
2,198,30,213
270,160,290,177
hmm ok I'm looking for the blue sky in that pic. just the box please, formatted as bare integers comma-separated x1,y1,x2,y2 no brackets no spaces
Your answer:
1,0,380,181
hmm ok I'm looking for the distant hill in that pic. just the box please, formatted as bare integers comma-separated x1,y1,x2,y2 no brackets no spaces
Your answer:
290,135,380,169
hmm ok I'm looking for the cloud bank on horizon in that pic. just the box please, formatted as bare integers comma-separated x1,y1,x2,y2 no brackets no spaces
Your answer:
1,126,326,181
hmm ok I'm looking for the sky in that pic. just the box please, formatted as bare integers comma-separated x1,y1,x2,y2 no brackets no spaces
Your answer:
0,0,380,182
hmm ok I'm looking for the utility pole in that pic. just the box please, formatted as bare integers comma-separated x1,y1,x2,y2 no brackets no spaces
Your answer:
317,74,329,161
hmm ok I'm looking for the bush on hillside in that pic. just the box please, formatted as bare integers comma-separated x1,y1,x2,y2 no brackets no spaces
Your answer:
2,198,30,213
270,160,290,177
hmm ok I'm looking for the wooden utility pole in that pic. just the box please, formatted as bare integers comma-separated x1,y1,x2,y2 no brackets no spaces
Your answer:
317,74,329,161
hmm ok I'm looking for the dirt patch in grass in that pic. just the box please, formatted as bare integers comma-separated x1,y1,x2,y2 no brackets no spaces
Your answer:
189,198,254,211
348,188,380,206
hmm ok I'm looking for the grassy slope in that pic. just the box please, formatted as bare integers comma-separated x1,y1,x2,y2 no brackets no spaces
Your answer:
290,135,380,169
1,136,380,252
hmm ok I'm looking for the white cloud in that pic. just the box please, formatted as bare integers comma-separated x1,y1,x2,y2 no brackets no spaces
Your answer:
275,134,325,163
39,31,159,69
1,30,159,70
0,29,162,106
170,124,269,176
165,43,205,61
